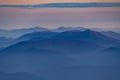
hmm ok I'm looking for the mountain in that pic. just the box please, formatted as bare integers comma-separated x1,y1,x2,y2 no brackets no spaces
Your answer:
22,29,92,44
0,26,85,38
101,31,120,40
0,39,103,54
95,46,120,68
103,46,120,54
0,37,106,79
0,28,100,47
52,27,86,32
0,37,14,48
0,72,45,80
0,39,73,79
0,27,49,38
0,30,104,56
1,29,119,50
51,29,118,42
1,26,119,39
0,29,119,49
16,31,59,42
0,27,50,47
0,29,120,80
12,29,120,47
0,48,3,51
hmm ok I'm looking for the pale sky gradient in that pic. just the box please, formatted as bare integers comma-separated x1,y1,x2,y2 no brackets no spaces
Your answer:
0,0,120,4
0,7,120,31
0,0,120,31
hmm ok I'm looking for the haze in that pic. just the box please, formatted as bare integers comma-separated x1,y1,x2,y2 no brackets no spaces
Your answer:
0,7,120,31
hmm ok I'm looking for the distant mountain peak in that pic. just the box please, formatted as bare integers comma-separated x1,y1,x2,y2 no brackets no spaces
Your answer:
32,26,48,29
57,26,84,29
55,26,86,32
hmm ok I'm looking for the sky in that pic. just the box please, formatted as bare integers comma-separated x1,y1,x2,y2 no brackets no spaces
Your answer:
0,7,120,31
0,0,120,4
0,0,120,31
